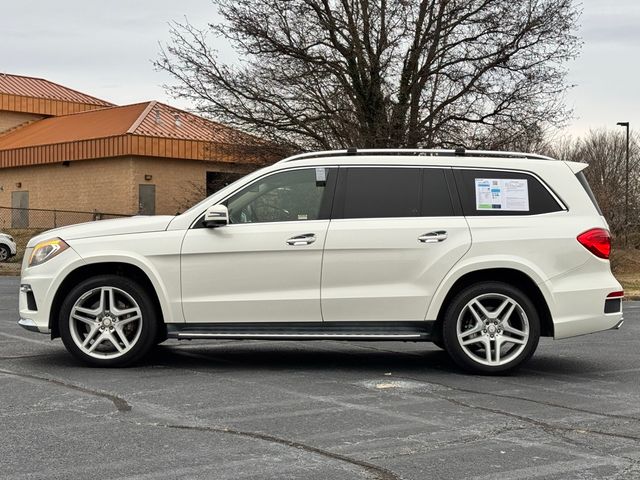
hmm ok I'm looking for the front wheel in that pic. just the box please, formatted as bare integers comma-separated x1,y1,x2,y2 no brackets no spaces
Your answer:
442,282,540,374
59,275,158,367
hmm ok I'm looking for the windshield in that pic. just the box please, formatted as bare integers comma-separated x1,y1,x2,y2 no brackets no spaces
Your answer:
179,167,268,216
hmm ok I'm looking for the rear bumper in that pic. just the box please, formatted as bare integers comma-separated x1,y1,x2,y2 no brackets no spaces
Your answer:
545,263,624,339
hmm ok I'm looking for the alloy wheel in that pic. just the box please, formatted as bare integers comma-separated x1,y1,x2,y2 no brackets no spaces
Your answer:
456,293,529,366
68,286,143,359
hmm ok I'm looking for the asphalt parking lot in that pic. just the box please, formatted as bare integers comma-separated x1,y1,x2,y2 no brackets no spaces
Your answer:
1,277,640,480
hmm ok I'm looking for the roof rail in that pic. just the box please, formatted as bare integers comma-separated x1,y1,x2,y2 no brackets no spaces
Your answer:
277,148,556,163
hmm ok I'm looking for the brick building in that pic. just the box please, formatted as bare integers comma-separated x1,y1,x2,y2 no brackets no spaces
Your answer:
0,73,278,226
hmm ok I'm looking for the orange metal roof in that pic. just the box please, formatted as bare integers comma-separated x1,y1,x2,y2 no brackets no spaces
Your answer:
133,102,257,144
0,73,113,107
0,103,148,149
0,101,276,168
0,101,261,150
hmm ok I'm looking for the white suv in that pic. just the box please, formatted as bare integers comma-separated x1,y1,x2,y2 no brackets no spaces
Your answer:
0,232,17,262
18,149,624,374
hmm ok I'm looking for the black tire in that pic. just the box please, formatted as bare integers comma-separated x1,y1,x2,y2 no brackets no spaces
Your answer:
59,275,158,367
155,323,168,345
442,281,540,375
0,245,9,263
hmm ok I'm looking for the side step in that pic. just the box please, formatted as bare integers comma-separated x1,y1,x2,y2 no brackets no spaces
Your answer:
166,322,434,342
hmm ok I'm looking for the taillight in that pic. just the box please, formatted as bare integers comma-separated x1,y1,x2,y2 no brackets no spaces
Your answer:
577,228,611,259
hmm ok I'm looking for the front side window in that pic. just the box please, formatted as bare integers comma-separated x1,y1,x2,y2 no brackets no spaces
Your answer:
226,168,336,224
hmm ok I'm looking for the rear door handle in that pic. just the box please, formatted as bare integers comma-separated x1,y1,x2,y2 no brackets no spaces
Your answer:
286,234,316,246
418,231,448,243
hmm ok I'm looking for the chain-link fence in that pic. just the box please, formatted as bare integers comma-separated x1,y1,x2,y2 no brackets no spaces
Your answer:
0,206,131,230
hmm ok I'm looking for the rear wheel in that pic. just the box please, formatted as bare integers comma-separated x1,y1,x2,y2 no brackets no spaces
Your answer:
0,245,9,262
442,282,540,374
59,275,158,367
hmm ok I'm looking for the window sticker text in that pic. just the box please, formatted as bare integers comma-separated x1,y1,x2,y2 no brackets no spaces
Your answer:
475,178,529,211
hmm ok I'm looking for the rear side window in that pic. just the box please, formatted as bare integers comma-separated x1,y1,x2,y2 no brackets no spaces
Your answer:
454,169,563,216
576,171,603,215
333,167,455,219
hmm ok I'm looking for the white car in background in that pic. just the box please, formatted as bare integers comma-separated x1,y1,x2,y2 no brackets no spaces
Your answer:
0,233,17,262
17,149,624,374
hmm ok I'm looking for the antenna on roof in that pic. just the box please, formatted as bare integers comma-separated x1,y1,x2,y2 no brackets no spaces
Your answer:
454,147,466,156
346,147,357,155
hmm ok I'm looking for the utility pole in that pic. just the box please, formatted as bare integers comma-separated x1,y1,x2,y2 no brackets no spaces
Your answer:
617,121,630,247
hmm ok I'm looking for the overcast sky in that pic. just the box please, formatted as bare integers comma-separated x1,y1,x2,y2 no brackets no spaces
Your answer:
1,0,638,138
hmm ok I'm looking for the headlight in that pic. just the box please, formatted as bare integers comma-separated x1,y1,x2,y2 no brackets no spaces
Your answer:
29,238,69,267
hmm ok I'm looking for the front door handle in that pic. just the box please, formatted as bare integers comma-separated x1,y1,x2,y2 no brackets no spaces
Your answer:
286,234,316,246
418,231,448,243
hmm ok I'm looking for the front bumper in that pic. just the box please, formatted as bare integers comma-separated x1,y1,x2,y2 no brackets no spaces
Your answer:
19,247,84,335
18,317,49,334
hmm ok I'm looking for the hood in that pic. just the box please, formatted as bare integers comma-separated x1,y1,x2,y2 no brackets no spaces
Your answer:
26,215,174,247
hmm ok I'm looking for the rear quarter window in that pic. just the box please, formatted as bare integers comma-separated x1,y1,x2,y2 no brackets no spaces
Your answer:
575,171,603,215
454,169,564,216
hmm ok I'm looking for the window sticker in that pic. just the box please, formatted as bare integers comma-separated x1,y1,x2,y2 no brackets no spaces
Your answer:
315,167,327,186
475,178,529,211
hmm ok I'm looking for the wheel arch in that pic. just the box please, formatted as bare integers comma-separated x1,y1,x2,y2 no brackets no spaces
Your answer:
431,268,554,340
49,262,167,339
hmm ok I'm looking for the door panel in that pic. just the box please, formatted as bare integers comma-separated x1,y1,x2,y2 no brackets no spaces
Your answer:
181,221,329,323
321,217,471,321
180,167,337,324
320,166,471,322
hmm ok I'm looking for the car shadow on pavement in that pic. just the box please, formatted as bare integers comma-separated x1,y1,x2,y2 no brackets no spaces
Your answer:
7,340,626,379
134,341,621,378
148,342,456,374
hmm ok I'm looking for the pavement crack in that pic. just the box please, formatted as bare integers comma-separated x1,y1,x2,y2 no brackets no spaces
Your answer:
395,374,640,423
0,368,131,412
129,420,400,480
429,390,640,443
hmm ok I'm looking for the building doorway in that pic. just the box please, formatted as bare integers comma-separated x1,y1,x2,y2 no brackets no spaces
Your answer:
138,184,156,215
11,191,29,228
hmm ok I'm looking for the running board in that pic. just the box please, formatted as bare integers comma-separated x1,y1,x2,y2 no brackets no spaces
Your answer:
166,321,434,342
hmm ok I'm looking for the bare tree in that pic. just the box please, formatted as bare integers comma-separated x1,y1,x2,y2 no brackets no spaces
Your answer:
157,0,580,151
546,129,640,236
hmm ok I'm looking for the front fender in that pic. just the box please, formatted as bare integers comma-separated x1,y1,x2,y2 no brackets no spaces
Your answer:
74,251,182,325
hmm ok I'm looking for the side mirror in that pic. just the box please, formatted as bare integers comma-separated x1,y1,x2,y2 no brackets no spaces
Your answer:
203,205,229,228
